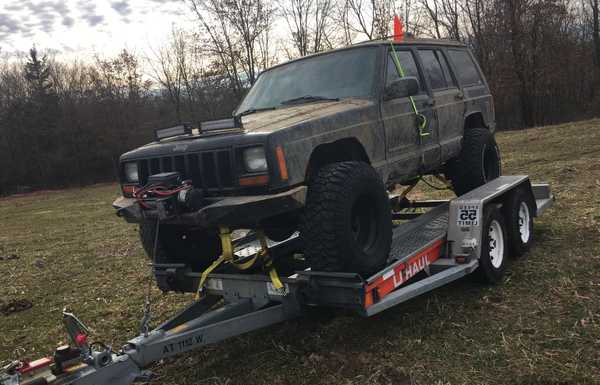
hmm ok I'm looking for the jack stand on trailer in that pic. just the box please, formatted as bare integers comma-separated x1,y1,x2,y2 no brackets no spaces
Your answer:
1,176,553,385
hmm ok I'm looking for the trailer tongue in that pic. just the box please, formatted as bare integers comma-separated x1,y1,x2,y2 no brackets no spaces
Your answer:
1,176,553,385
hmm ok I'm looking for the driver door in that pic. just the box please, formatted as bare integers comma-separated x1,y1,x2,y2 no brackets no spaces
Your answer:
381,48,434,182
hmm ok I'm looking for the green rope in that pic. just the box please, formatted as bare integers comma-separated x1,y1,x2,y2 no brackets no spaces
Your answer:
389,43,429,137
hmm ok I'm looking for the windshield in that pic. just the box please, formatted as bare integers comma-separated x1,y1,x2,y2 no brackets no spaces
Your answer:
236,47,378,113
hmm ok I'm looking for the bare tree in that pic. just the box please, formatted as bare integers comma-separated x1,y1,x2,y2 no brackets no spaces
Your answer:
279,0,335,57
592,0,600,67
186,0,273,88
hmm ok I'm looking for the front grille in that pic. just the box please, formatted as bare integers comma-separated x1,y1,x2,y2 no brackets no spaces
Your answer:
137,149,235,195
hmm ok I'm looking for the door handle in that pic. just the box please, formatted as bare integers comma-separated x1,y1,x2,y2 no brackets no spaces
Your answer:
455,92,465,100
425,99,436,107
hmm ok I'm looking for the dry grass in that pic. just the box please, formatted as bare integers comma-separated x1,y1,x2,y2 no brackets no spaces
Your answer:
1,119,599,384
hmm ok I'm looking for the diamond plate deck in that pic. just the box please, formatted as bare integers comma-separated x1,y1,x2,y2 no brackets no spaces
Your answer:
388,203,449,263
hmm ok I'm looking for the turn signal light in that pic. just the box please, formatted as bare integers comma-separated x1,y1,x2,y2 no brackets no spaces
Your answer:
239,175,269,186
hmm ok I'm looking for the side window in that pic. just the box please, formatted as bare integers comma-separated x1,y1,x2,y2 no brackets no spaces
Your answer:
437,51,456,88
386,50,422,92
447,49,483,86
418,49,447,90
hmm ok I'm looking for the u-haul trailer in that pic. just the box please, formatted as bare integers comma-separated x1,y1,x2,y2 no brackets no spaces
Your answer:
1,175,553,385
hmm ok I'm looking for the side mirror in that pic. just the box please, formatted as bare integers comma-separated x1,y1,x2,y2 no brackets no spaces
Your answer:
384,77,420,100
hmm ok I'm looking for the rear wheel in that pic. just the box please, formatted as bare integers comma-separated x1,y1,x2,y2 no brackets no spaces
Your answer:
475,207,508,284
503,187,535,258
448,128,501,196
300,161,392,276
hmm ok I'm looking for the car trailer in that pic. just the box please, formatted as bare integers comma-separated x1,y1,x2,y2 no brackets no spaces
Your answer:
1,175,553,385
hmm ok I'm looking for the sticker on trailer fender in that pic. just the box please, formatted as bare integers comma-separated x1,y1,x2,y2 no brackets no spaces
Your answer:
267,282,290,296
457,204,479,226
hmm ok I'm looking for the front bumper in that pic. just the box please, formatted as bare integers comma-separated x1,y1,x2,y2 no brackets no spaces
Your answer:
112,186,307,227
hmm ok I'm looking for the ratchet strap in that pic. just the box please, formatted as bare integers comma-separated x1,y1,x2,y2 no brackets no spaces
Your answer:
389,43,429,137
195,227,283,301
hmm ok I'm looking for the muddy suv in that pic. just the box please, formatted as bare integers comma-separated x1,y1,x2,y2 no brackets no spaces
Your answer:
113,39,500,292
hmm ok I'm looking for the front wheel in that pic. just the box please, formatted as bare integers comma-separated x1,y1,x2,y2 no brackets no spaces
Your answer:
300,161,392,276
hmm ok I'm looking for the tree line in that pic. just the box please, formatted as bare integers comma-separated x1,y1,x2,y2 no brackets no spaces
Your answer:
0,0,598,194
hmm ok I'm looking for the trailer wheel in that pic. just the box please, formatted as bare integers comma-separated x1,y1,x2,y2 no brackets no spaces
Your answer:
503,187,535,258
448,128,501,196
475,207,508,284
301,161,392,276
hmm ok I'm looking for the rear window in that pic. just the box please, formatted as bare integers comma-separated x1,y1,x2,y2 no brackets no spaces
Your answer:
447,49,483,86
418,49,447,90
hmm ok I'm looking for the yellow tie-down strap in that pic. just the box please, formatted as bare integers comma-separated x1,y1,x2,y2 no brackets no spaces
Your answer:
195,228,283,301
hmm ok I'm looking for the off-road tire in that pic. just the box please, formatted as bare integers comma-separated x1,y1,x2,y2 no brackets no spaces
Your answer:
475,207,508,284
448,128,501,196
300,161,392,276
503,187,535,258
139,222,221,272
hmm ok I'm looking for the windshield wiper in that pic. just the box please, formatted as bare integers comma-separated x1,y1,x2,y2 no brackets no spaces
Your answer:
236,106,277,117
280,95,340,105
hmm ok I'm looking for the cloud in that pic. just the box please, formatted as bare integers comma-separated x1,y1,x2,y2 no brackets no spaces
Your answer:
111,1,132,16
0,13,21,40
77,0,106,27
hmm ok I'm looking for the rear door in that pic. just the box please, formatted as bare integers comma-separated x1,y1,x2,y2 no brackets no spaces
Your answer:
417,48,464,164
381,47,434,182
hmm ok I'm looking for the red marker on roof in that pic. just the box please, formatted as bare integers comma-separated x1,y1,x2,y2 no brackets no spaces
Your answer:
393,15,404,42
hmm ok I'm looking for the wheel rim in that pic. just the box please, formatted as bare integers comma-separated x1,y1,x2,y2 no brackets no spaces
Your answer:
518,202,531,243
482,144,500,182
488,219,504,268
350,195,378,252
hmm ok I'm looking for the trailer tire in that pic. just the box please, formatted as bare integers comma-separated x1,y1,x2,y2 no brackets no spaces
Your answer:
301,161,392,276
448,128,501,196
503,187,535,258
475,207,508,284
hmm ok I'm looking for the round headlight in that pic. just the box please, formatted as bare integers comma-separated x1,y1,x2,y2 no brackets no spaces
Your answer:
243,147,268,173
124,162,139,183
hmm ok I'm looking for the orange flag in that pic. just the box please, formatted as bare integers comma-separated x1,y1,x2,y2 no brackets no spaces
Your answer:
393,15,404,42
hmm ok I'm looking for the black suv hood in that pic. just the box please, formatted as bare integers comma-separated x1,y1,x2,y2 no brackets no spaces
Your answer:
120,99,373,161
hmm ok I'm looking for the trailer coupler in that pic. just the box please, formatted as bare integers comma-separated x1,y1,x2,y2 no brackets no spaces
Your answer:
1,295,297,385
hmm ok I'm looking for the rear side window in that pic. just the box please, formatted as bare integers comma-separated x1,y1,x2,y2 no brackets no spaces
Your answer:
386,50,423,92
437,51,456,87
418,49,448,90
447,49,483,86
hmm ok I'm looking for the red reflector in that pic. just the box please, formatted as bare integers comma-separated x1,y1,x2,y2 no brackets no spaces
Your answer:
75,333,88,345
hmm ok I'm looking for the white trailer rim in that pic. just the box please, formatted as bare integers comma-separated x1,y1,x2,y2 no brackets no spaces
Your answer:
518,201,531,243
488,219,504,268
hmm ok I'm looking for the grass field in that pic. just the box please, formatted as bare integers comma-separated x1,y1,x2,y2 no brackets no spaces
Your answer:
1,120,599,385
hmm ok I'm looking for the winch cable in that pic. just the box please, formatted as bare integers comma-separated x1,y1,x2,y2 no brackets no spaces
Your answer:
389,42,429,137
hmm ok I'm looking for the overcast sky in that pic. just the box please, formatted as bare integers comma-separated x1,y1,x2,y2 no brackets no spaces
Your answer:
0,0,194,59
